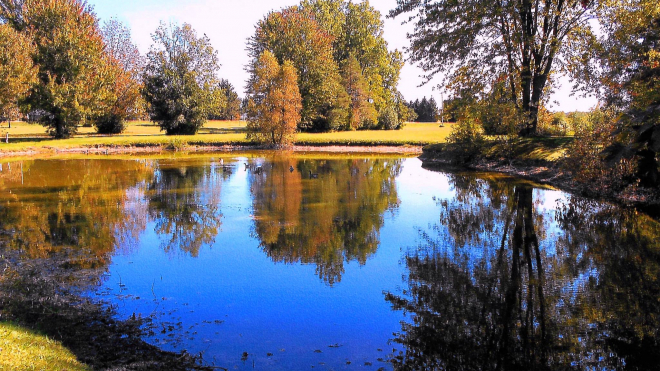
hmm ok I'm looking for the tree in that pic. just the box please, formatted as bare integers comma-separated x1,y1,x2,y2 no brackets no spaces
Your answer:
143,22,220,135
248,7,346,132
410,96,439,122
210,79,241,120
98,18,143,134
341,54,377,129
0,23,36,125
595,0,660,186
302,0,406,129
246,50,302,146
3,0,118,138
390,0,596,136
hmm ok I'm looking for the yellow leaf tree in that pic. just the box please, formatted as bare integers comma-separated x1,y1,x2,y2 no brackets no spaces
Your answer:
0,23,36,125
247,50,302,146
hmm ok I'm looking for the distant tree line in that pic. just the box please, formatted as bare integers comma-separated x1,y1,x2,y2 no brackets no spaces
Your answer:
407,97,439,122
0,0,412,143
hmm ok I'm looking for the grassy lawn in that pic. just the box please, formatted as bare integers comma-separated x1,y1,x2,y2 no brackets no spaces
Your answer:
0,120,454,152
0,322,90,371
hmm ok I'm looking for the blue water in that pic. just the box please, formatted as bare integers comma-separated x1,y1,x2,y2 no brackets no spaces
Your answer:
4,154,655,370
97,156,458,370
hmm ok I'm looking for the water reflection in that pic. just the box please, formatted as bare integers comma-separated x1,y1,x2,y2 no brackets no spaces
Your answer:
146,160,228,257
386,173,660,370
249,154,401,285
0,159,153,265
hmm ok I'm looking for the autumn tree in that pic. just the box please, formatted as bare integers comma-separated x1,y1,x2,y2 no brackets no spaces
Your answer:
0,23,36,125
595,0,660,186
390,0,596,136
98,18,143,133
248,7,346,132
2,0,117,138
143,22,220,135
341,54,376,129
246,50,302,146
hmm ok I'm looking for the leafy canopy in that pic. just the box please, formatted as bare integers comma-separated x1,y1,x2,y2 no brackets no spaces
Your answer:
390,0,596,136
97,18,144,134
143,22,220,135
0,23,36,121
2,0,119,138
246,50,302,146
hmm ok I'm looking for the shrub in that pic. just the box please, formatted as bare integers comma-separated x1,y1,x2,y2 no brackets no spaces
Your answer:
378,106,399,130
563,109,637,194
94,113,125,134
447,115,485,163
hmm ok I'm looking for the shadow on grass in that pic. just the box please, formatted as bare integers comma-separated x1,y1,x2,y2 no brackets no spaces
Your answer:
1,137,53,144
0,248,212,371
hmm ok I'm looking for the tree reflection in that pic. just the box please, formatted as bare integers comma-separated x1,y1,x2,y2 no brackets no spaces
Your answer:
0,159,153,266
386,173,660,370
249,154,401,285
147,160,228,257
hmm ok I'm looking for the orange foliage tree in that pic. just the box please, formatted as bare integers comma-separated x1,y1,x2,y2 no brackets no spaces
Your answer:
246,50,302,146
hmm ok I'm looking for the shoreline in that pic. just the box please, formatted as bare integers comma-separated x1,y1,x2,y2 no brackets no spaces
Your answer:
1,141,657,211
420,149,660,214
0,143,424,158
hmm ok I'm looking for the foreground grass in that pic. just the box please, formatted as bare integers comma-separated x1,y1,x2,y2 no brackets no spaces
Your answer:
0,322,90,371
0,121,453,153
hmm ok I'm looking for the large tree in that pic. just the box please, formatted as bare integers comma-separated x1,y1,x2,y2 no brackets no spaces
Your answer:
341,54,377,129
2,0,118,138
595,0,660,186
98,18,143,134
246,50,302,146
247,7,347,132
302,0,405,128
143,22,220,135
390,0,595,136
0,23,36,124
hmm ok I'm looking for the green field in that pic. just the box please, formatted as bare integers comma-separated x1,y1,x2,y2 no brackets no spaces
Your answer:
0,120,454,152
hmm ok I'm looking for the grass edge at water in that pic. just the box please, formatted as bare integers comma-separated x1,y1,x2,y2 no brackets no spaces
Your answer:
0,322,91,371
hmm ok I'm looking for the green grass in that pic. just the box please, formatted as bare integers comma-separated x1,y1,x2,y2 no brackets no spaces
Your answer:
0,322,90,371
0,121,454,153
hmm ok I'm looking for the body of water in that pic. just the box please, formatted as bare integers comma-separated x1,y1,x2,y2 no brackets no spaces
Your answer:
0,153,658,370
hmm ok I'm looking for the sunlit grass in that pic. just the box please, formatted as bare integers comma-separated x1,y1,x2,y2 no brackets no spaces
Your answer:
0,322,90,371
0,121,454,152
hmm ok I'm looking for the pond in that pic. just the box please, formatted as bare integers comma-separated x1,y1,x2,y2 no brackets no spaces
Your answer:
0,153,658,370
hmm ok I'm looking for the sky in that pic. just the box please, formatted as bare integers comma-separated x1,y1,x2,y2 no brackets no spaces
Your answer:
89,0,597,112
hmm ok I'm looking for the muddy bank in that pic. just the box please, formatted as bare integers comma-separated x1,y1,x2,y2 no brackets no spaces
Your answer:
0,143,422,159
0,247,213,371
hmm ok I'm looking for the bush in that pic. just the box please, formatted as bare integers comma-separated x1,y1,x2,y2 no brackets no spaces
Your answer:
447,116,485,163
562,109,637,194
94,113,126,134
537,109,569,136
378,106,400,130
